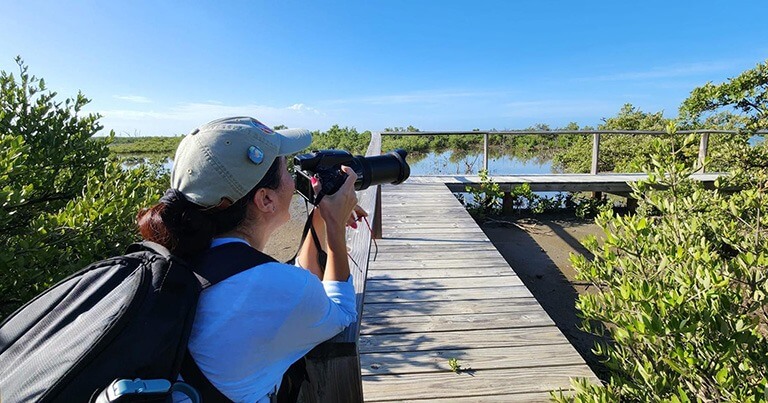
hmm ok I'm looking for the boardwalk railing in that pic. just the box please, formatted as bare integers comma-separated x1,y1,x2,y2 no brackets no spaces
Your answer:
381,129,767,174
302,133,382,403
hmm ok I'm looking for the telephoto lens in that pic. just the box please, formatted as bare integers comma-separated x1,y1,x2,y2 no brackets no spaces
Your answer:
294,149,410,204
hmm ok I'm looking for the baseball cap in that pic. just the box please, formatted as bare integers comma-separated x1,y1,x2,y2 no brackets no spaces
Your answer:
171,116,312,208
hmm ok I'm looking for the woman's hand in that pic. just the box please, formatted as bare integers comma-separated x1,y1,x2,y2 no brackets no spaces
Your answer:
310,166,358,282
313,166,359,232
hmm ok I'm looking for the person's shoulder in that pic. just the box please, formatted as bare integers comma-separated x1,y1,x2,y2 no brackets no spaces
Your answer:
228,261,315,286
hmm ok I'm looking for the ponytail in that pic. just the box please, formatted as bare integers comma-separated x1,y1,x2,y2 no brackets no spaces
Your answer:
137,190,215,259
137,158,282,259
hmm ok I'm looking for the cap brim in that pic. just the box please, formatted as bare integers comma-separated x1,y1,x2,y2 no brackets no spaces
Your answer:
275,128,312,156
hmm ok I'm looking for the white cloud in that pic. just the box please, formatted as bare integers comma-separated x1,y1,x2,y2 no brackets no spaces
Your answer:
288,103,322,114
114,95,152,103
92,101,331,136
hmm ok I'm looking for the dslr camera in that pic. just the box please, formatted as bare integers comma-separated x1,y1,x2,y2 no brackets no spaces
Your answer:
294,149,410,205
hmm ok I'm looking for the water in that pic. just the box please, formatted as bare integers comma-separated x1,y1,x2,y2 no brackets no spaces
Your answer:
146,151,555,176
408,150,553,176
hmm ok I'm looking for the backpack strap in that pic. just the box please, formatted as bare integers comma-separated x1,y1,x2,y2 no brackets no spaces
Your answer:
180,242,277,402
192,242,277,289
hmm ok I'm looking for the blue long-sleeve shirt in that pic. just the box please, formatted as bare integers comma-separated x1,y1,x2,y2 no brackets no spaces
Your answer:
182,237,357,402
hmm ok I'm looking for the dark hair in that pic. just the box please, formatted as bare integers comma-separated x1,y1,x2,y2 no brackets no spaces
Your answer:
137,157,282,259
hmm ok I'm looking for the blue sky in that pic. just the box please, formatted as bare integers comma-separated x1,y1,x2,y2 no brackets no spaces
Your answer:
2,1,767,136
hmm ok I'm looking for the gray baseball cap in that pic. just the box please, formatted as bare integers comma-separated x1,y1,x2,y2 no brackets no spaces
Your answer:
171,116,312,208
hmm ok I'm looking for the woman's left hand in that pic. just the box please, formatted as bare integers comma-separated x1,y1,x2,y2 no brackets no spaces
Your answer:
347,205,368,229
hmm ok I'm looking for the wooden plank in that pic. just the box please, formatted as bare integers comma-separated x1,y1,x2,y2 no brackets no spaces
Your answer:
365,276,524,292
364,286,534,303
362,365,596,401
360,310,554,334
383,226,487,234
369,258,514,269
361,298,541,318
394,391,568,402
369,250,506,261
360,343,588,375
358,326,571,353
372,238,494,245
367,267,516,280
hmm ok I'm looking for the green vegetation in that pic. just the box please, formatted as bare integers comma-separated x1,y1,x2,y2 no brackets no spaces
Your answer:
447,358,461,373
108,136,183,155
553,60,768,402
460,170,608,219
0,58,165,320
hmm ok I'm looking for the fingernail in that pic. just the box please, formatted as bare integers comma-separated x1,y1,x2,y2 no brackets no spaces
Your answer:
350,222,358,229
310,176,318,185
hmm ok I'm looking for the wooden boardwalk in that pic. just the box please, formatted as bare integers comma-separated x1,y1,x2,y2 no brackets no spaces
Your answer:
359,182,598,402
409,172,723,193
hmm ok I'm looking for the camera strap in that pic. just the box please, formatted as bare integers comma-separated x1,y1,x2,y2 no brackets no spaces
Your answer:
290,209,328,272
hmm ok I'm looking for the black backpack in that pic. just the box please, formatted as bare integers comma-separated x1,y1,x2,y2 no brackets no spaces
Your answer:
0,241,274,402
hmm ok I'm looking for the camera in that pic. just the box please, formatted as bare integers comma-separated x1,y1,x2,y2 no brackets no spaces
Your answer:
294,149,410,205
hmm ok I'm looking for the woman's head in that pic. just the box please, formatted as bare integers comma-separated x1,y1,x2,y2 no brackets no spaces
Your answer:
137,117,311,258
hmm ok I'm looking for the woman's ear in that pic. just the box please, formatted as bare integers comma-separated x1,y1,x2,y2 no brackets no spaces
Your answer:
252,188,277,213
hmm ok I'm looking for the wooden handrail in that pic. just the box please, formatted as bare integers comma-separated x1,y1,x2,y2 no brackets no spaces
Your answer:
302,132,382,403
381,129,767,175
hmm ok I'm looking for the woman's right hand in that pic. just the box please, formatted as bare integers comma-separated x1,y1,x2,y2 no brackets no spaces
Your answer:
312,165,358,232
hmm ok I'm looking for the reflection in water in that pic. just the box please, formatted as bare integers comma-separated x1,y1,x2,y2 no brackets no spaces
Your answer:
409,150,553,176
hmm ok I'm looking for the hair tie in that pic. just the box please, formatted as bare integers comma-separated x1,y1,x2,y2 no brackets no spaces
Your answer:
159,188,189,207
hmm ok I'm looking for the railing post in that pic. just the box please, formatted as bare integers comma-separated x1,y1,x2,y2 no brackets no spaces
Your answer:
591,132,600,175
697,132,710,173
483,132,489,172
591,132,602,200
373,185,382,239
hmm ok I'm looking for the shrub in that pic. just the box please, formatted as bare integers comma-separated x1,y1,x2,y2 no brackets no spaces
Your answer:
555,133,768,402
0,59,165,319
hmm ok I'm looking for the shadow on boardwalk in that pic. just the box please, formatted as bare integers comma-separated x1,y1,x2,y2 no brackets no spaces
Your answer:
480,214,612,381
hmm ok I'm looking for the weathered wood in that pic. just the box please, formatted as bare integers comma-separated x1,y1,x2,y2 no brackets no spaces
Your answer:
303,350,362,403
698,131,710,173
364,285,534,303
365,276,524,292
367,267,516,280
368,251,506,264
360,343,589,375
359,182,597,400
591,132,601,174
373,185,382,239
410,173,723,194
381,129,765,136
359,326,572,353
360,310,555,334
361,298,541,318
362,365,597,401
394,391,570,402
483,132,489,171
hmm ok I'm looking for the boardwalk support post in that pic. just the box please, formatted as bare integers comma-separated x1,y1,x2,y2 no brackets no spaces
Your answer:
502,191,514,214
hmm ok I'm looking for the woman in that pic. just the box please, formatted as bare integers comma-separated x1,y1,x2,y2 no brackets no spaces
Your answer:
137,116,363,402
